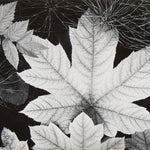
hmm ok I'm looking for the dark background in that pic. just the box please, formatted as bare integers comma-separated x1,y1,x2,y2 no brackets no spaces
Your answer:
0,0,150,149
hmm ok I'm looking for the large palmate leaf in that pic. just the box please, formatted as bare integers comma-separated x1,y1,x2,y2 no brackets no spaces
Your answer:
0,128,29,150
20,10,150,137
30,112,125,150
126,129,150,150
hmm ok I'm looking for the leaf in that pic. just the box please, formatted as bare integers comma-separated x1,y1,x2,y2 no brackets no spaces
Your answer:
30,112,125,150
17,35,50,57
20,10,150,137
0,73,29,105
0,128,29,150
69,112,103,149
30,122,71,150
4,20,29,42
101,138,125,150
126,129,150,150
2,39,19,69
0,2,17,35
20,94,82,133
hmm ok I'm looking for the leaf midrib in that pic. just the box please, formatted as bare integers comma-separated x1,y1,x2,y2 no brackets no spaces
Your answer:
95,105,150,122
39,52,89,104
94,51,150,104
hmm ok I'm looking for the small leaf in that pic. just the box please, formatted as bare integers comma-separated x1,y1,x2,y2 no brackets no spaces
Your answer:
30,113,125,150
126,129,150,150
70,112,103,149
4,20,29,42
2,39,19,69
0,2,17,35
1,128,29,150
0,73,29,105
17,35,50,57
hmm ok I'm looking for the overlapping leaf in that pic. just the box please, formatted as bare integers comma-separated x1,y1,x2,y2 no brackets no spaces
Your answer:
0,2,17,35
0,73,29,105
126,129,150,150
2,39,19,69
0,128,28,150
0,2,50,69
30,112,125,150
2,19,49,69
20,10,150,137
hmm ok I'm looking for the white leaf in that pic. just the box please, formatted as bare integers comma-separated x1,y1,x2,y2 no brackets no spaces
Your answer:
19,41,85,111
1,128,29,150
0,2,17,35
30,124,71,150
70,10,118,97
30,113,125,150
96,47,150,104
126,129,150,150
4,20,29,42
2,39,19,69
101,138,125,150
21,10,150,137
21,94,83,133
95,99,150,136
17,35,50,57
70,112,103,150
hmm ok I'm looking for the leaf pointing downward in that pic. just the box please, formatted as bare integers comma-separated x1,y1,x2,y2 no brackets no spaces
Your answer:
20,10,150,137
2,39,19,69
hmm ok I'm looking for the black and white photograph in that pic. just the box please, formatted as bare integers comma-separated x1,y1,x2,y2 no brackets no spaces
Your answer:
0,0,150,149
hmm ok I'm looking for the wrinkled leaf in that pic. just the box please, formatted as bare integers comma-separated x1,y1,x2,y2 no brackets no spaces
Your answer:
0,73,29,105
0,128,28,150
2,39,19,69
20,10,150,137
30,112,125,150
4,20,29,42
0,2,17,35
126,129,150,150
